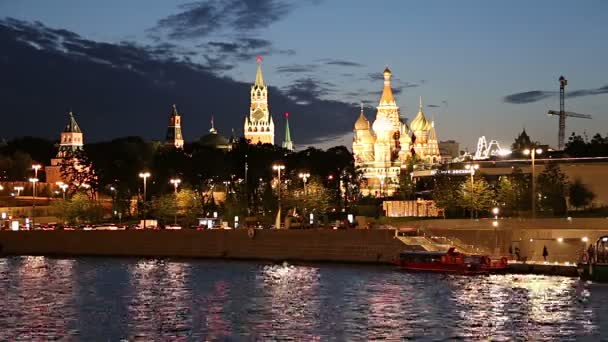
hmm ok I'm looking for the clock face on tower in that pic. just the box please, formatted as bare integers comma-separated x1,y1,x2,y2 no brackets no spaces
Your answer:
252,108,265,121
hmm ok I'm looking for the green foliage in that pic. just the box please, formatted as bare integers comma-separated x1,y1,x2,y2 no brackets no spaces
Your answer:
60,149,98,199
458,176,494,218
568,178,595,209
50,193,106,224
151,189,201,227
432,174,463,217
283,177,332,215
537,163,569,216
565,132,608,157
495,176,517,215
511,166,531,212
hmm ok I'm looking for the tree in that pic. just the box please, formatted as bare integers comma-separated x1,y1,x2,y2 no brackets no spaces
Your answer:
537,163,569,216
151,188,201,227
432,174,462,217
459,177,494,218
495,176,517,215
60,149,98,199
50,193,106,224
284,177,332,216
511,166,531,213
568,178,595,210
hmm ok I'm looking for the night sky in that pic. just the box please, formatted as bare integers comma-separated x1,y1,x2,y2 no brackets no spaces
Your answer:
0,0,606,150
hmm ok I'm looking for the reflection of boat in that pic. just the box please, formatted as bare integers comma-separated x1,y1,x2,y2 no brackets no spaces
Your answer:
393,247,507,275
578,236,608,282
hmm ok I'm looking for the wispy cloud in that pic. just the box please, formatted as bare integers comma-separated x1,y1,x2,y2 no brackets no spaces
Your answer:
504,85,608,104
276,64,318,73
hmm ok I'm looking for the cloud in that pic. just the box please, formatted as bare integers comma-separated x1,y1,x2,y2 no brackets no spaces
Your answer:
504,85,608,104
276,64,318,73
322,59,364,67
0,18,356,145
427,104,440,108
503,90,555,104
283,77,335,104
151,0,291,40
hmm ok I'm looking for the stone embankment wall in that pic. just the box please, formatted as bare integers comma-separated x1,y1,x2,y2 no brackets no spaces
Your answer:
0,229,412,264
400,218,608,262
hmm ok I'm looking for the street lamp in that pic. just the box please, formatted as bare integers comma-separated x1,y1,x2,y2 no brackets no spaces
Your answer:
272,164,285,229
492,207,499,220
139,172,151,228
377,174,386,197
56,182,68,200
32,164,42,178
29,177,38,229
523,147,543,219
14,186,24,197
170,178,181,225
464,164,479,219
298,172,310,195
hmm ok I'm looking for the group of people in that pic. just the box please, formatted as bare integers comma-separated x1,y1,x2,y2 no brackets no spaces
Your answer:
508,245,550,262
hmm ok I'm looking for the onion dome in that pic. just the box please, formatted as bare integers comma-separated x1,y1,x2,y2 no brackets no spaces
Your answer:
355,108,371,130
400,123,412,144
410,96,431,132
379,67,396,105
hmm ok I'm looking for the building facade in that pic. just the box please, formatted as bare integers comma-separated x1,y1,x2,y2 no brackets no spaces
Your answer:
165,104,184,149
244,58,274,145
46,111,84,185
353,67,441,197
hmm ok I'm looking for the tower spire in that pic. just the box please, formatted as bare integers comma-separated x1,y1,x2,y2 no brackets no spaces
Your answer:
165,104,184,149
419,96,423,112
282,112,294,151
254,56,265,87
210,115,217,134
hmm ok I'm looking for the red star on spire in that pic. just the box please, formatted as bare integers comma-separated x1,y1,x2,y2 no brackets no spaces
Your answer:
285,112,289,118
256,56,263,63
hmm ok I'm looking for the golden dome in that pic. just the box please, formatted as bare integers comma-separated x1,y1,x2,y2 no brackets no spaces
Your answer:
410,96,431,132
383,66,392,77
354,110,370,130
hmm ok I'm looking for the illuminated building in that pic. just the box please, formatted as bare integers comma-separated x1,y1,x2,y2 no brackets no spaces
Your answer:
353,67,441,196
165,104,184,149
200,117,232,151
46,111,85,184
244,57,274,145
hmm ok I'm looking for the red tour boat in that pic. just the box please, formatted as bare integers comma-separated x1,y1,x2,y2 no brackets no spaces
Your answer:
393,247,508,275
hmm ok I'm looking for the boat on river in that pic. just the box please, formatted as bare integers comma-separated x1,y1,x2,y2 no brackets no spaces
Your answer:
393,247,508,275
578,235,608,282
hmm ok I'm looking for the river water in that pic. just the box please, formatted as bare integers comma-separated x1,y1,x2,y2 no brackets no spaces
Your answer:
0,256,606,341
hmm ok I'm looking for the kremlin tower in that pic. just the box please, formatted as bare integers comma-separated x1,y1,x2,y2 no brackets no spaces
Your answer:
353,67,441,197
165,104,184,149
282,112,294,151
244,57,274,145
46,111,85,184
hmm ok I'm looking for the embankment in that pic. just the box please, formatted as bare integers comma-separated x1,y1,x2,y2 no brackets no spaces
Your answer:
0,229,412,264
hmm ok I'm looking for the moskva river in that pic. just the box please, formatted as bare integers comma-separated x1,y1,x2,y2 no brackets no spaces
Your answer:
0,256,605,340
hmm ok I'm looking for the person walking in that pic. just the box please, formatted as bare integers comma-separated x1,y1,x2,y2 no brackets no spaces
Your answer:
542,245,549,261
514,246,520,261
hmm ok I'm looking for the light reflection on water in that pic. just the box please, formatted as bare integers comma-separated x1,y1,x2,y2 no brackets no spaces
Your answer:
0,257,606,340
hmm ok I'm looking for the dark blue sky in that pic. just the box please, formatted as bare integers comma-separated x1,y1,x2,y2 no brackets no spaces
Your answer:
1,0,607,150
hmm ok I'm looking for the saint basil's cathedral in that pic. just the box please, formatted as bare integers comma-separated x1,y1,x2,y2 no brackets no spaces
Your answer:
353,67,441,197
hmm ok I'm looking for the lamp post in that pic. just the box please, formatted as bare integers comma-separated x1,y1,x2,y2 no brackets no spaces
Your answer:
29,177,38,229
492,207,500,253
298,172,310,195
14,186,24,197
464,164,479,219
377,174,386,197
523,148,543,219
272,164,285,229
139,172,151,228
32,164,41,179
170,178,181,225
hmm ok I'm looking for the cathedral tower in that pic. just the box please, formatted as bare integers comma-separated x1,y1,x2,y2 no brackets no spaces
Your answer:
244,57,275,145
165,104,184,149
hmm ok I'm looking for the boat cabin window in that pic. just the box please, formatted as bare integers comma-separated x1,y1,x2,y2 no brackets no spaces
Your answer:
400,253,442,263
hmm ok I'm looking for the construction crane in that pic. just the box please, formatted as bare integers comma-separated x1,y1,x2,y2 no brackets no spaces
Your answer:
547,76,592,150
